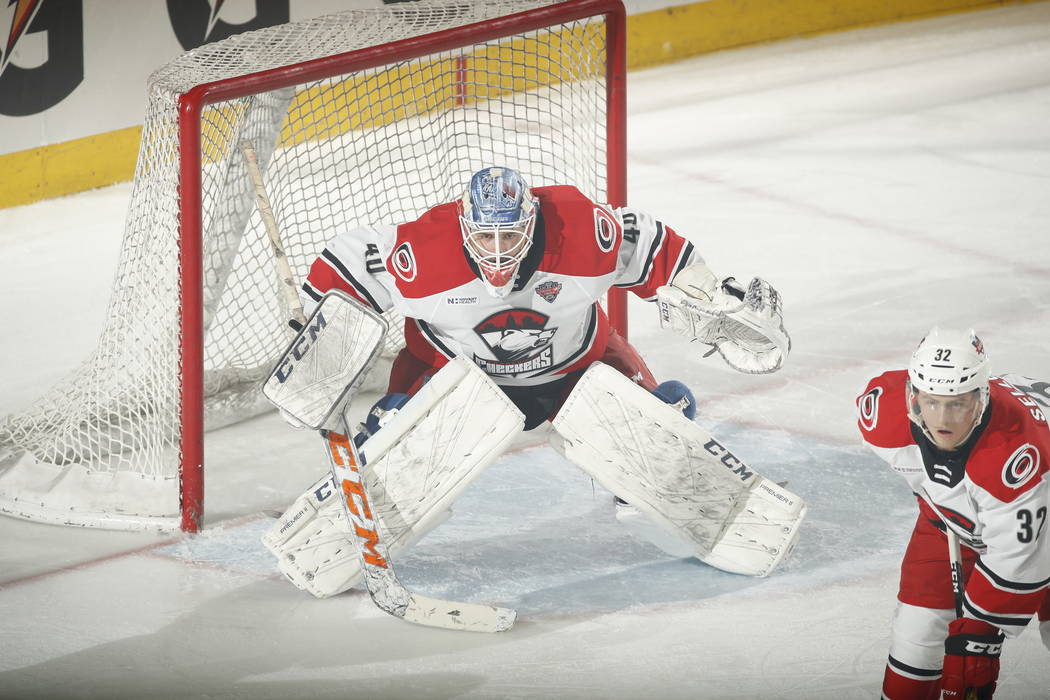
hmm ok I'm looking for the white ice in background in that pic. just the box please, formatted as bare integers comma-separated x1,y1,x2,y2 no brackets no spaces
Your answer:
1,4,1048,699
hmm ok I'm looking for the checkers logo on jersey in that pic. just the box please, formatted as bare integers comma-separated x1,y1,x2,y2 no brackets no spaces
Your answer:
472,309,557,376
535,281,562,303
1002,443,1040,489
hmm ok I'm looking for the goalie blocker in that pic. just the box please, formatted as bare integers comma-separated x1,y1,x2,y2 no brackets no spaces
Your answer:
259,288,523,631
261,289,387,430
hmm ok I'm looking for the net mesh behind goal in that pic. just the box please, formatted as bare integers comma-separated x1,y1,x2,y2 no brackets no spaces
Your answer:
0,0,625,531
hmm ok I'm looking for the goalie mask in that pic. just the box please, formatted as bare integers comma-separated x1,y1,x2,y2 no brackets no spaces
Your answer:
906,327,990,450
459,167,538,298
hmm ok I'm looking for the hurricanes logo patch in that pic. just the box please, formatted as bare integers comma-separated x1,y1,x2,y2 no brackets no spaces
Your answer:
1003,443,1040,489
857,387,883,432
594,208,618,253
391,242,417,282
535,281,562,303
472,309,557,376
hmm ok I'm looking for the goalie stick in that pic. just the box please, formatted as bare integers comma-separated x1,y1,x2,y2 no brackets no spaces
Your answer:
240,141,306,329
241,140,516,632
322,417,516,632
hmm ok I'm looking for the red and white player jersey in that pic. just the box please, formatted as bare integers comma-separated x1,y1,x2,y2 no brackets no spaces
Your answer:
302,185,697,387
857,370,1050,637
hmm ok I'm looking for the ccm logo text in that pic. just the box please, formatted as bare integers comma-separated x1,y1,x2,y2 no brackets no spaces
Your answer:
275,312,327,383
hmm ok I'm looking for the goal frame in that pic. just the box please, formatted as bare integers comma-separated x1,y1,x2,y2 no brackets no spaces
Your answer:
176,0,628,532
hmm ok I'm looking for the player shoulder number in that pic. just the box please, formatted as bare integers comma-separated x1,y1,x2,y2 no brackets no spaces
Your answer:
1016,505,1048,543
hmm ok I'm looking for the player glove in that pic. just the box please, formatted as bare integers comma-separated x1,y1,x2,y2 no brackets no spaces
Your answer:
940,618,1004,700
656,264,790,374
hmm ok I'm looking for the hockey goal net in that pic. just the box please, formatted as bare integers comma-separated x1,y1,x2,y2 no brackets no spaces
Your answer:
0,0,626,532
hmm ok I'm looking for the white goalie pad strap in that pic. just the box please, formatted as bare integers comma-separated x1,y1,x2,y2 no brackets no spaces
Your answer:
551,362,806,577
263,356,525,597
657,265,791,374
262,290,387,430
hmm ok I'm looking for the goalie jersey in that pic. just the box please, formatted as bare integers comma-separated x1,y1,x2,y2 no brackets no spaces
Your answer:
857,370,1050,637
302,185,696,387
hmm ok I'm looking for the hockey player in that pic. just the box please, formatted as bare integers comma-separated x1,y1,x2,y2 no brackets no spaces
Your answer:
857,328,1050,700
265,166,802,600
300,166,788,428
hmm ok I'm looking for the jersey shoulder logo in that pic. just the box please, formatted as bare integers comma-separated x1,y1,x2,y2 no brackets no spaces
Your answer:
1002,443,1040,489
473,309,557,376
535,281,562,303
390,242,417,282
593,207,618,253
857,386,883,432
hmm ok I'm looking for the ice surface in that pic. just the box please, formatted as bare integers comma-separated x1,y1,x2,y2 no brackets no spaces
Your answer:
1,5,1048,698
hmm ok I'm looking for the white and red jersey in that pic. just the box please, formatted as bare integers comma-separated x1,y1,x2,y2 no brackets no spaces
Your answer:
857,370,1050,638
302,185,697,387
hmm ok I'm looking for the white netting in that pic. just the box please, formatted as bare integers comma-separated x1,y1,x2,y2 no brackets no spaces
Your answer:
0,0,613,530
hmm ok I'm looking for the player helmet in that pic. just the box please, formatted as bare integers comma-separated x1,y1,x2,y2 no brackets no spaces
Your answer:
906,327,990,444
459,167,538,297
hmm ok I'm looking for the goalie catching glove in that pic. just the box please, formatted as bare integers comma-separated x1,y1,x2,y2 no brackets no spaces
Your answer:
657,264,790,374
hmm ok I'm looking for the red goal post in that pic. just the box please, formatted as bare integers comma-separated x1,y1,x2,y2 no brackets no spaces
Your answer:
178,0,628,531
0,0,627,533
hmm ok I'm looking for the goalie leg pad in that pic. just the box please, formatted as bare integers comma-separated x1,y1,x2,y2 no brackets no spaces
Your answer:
262,471,350,597
551,362,806,577
262,472,452,598
264,355,525,597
